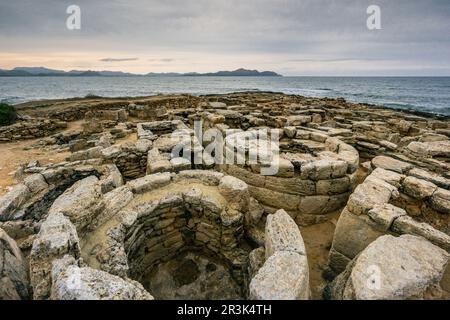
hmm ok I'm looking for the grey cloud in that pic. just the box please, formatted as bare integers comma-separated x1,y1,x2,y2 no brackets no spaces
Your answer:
0,0,449,75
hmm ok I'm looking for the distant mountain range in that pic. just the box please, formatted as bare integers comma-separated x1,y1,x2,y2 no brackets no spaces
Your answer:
0,67,282,77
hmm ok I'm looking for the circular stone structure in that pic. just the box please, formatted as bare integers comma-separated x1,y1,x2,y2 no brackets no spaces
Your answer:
220,129,359,226
10,169,311,300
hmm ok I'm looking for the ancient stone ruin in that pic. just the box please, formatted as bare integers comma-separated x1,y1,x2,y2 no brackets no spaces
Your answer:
0,92,449,300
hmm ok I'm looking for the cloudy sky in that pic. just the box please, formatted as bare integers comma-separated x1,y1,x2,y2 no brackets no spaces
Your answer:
0,0,449,75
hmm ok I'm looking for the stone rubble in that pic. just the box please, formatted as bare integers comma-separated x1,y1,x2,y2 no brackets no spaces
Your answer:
0,92,449,300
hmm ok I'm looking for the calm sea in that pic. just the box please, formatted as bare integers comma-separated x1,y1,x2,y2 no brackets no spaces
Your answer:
0,76,449,116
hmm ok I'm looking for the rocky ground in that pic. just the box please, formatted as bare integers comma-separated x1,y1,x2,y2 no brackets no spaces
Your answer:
0,92,449,300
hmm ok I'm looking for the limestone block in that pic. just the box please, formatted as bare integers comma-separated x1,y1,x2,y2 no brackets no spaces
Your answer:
147,159,172,174
298,195,330,215
225,165,266,187
126,172,171,194
70,146,103,161
301,160,347,180
330,235,449,300
0,228,30,300
408,168,450,190
273,158,294,178
170,157,191,172
367,203,406,231
316,176,350,195
331,208,385,264
391,215,450,251
283,126,297,139
264,176,316,196
346,179,394,216
92,186,134,229
218,176,250,212
248,247,265,278
200,192,223,215
51,256,153,300
310,132,328,143
371,168,404,188
100,145,122,159
30,212,80,300
402,176,437,200
371,156,413,174
246,197,264,226
248,185,300,211
429,188,450,214
48,176,103,231
23,174,48,194
286,115,311,126
0,184,31,221
177,170,224,186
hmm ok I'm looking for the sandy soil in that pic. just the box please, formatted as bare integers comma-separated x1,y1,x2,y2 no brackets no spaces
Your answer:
300,211,340,300
0,140,69,196
0,121,87,196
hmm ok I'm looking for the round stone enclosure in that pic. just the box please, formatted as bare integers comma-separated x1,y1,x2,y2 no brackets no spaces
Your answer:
80,170,252,298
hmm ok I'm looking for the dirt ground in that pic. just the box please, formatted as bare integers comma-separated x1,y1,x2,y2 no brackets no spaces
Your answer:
0,120,82,196
0,120,139,196
300,211,340,299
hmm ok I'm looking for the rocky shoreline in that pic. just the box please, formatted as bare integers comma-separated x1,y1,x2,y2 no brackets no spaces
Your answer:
0,92,449,300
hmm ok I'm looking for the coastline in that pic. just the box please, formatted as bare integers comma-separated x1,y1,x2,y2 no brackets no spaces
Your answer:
12,91,450,121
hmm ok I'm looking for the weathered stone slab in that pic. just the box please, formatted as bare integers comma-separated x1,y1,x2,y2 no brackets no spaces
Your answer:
218,176,250,212
265,209,306,259
402,176,437,200
371,156,413,174
48,176,103,231
126,172,171,194
30,212,80,300
331,235,449,300
0,184,30,221
51,256,153,300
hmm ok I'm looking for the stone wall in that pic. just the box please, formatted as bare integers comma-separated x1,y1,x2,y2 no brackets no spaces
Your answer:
0,119,67,142
328,155,450,275
81,171,252,290
221,132,359,226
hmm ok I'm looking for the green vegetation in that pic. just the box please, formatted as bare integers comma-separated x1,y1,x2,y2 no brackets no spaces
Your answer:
0,103,17,126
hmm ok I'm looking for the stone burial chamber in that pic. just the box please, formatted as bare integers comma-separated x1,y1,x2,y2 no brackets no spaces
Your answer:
220,129,359,226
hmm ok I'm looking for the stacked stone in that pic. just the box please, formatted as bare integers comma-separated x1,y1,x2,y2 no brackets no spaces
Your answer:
77,171,251,292
328,155,450,275
29,209,152,300
0,162,122,222
326,235,449,300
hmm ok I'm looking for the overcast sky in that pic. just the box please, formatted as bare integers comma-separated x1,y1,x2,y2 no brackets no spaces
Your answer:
1,0,449,75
